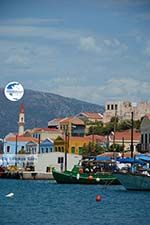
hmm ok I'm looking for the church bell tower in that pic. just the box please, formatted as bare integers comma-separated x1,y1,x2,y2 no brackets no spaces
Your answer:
18,103,25,135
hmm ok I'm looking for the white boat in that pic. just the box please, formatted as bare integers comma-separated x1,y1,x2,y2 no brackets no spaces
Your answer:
115,154,150,191
114,172,150,191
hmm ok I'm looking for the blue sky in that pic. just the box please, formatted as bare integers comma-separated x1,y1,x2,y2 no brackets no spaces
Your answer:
0,0,150,104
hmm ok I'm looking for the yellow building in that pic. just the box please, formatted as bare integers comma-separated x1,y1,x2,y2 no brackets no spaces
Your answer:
54,136,65,152
68,136,90,154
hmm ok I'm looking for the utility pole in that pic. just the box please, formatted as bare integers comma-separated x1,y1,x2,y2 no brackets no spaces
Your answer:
130,112,134,158
38,134,41,154
122,137,124,157
113,108,117,158
15,134,18,166
64,128,69,171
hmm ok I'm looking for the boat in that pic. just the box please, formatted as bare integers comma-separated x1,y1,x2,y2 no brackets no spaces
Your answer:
114,155,150,191
52,159,120,185
114,171,150,191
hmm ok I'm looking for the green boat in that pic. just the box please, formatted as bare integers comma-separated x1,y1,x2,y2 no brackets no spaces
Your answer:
52,160,120,185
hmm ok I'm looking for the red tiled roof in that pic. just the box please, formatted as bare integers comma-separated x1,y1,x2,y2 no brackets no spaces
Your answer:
60,117,84,125
33,128,61,132
68,135,105,142
6,136,39,143
82,112,103,119
60,116,74,123
98,152,138,157
86,135,105,142
114,129,140,141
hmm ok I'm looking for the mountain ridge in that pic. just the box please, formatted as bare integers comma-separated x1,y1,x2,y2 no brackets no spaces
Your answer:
0,88,104,137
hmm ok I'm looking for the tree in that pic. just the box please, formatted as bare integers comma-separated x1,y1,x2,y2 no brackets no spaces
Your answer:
109,144,124,152
82,142,105,157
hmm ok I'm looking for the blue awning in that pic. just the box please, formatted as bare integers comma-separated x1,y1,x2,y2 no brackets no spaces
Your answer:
136,154,150,163
117,157,144,164
96,156,111,161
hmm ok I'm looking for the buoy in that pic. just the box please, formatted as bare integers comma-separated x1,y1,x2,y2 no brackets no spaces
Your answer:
96,177,100,182
96,195,102,202
6,192,14,198
88,175,93,181
79,168,83,174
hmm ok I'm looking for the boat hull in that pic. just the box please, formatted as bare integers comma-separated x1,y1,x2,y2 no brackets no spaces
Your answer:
114,172,150,191
52,169,120,185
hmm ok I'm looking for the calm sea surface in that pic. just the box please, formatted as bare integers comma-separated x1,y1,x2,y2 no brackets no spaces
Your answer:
0,179,150,225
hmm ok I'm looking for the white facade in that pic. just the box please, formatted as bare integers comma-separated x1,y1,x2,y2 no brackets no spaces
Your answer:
34,152,82,172
140,115,150,152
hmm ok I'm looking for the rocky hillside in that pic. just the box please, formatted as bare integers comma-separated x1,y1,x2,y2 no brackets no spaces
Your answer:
0,88,104,137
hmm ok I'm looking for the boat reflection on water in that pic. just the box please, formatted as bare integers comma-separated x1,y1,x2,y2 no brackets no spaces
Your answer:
52,157,120,185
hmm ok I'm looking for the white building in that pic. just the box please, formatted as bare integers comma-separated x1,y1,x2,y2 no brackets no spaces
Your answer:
34,152,82,172
140,114,150,152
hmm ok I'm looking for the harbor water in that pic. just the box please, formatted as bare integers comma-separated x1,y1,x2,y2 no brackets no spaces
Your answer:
1,179,150,225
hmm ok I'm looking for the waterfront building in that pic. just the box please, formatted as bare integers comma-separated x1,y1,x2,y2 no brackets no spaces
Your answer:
3,136,38,155
32,127,63,141
59,117,85,137
34,152,82,172
67,136,90,154
40,138,54,153
54,136,65,152
3,136,38,166
108,129,140,151
54,135,105,155
140,114,150,152
26,139,39,154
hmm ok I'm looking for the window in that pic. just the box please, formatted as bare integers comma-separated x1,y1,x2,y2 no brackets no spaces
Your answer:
79,147,83,155
111,104,114,110
115,104,118,110
55,147,57,152
71,147,75,154
145,133,148,144
58,157,64,164
46,148,48,153
107,105,110,110
141,134,143,144
7,146,10,153
61,147,64,152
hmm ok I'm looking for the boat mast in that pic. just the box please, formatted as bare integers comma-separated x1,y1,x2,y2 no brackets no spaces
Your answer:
65,128,69,171
113,107,117,158
130,111,134,158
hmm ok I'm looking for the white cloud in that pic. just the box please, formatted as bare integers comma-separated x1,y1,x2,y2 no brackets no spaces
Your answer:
48,77,150,104
79,36,102,53
79,36,127,56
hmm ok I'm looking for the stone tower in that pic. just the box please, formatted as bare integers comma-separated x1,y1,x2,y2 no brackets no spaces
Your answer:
18,103,25,135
